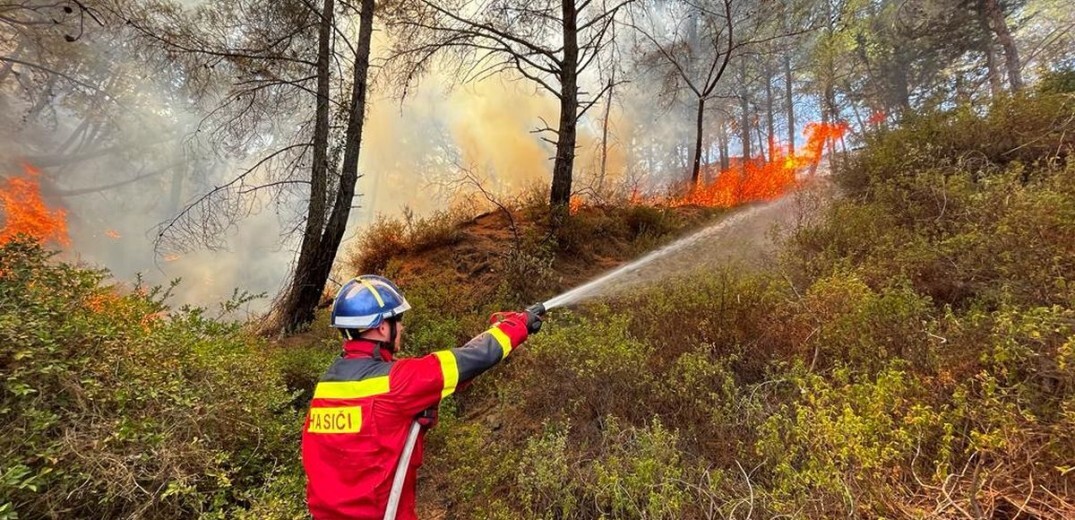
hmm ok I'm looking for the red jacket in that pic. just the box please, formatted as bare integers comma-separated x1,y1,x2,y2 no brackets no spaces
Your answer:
302,315,530,520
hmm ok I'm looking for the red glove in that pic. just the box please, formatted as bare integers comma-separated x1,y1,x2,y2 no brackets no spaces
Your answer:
489,310,543,334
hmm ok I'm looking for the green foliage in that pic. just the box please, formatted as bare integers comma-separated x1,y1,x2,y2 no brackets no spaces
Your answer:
590,418,690,519
623,204,681,239
0,239,297,519
1038,68,1075,94
409,94,1075,518
512,310,656,423
839,93,1075,196
758,366,946,517
515,422,580,520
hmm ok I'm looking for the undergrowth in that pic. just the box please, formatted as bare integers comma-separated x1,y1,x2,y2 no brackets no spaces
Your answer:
411,92,1075,518
7,92,1075,519
0,239,301,519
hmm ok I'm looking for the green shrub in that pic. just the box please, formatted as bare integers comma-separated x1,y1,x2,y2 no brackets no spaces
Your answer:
591,418,690,520
790,273,935,374
0,239,297,519
509,309,657,425
420,402,519,519
515,422,581,520
757,366,947,517
623,204,681,240
1038,67,1075,94
840,93,1075,196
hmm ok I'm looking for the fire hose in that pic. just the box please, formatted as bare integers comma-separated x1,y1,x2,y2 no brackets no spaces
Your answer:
382,303,547,520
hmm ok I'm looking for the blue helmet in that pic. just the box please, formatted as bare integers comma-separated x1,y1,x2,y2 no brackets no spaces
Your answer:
331,275,411,331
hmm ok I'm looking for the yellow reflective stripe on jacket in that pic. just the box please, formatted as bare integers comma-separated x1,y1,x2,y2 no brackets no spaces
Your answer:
313,376,390,400
434,350,459,398
488,327,512,358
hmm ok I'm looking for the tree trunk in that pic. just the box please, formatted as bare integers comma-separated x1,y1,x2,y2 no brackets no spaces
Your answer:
754,108,766,160
765,59,775,162
892,48,912,114
984,0,1023,90
276,0,375,333
718,119,729,171
690,96,706,186
550,0,579,215
739,58,751,168
784,53,795,154
295,0,334,282
598,74,613,190
977,0,1003,97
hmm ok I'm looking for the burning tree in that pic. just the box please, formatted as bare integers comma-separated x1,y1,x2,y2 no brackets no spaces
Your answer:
387,0,632,216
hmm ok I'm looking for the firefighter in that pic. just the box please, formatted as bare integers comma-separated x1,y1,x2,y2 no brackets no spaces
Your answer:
302,274,543,520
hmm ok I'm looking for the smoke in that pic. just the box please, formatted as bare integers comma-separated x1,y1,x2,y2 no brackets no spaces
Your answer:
0,5,760,312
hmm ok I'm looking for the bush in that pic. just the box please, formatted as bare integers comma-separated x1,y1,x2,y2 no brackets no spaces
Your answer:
508,309,656,426
757,366,946,518
0,239,297,519
623,204,681,240
840,92,1075,196
349,207,466,273
1038,67,1075,94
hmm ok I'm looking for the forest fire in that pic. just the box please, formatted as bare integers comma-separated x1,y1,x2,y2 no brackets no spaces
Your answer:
669,121,848,208
0,164,69,247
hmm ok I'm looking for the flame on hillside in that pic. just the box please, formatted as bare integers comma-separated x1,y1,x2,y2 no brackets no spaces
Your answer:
669,121,848,208
0,164,69,246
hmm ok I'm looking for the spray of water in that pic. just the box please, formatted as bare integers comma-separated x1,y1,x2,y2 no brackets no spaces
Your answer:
542,200,784,310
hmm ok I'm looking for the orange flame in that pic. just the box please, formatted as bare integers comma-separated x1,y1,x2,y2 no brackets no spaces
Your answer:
569,195,585,215
105,229,122,239
666,122,848,208
163,254,181,262
0,164,69,246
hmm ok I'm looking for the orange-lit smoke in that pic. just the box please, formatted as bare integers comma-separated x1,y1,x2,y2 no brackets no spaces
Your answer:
667,121,848,208
0,164,69,246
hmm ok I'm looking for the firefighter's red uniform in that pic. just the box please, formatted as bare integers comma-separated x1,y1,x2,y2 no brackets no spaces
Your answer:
301,314,531,520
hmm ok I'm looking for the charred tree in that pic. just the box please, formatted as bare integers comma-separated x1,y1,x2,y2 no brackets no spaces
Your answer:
718,117,730,171
765,57,775,162
739,56,751,165
551,0,580,213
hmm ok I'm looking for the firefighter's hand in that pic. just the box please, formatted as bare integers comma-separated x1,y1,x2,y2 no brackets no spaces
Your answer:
489,311,542,335
417,408,438,429
522,309,543,334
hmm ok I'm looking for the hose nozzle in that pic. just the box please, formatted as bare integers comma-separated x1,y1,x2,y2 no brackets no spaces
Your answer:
526,302,547,317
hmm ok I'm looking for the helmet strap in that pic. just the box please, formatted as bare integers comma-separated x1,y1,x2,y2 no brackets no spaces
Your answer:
386,319,399,352
372,319,399,360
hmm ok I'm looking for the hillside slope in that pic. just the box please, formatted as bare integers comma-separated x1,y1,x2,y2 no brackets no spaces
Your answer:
353,94,1075,520
4,94,1073,520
